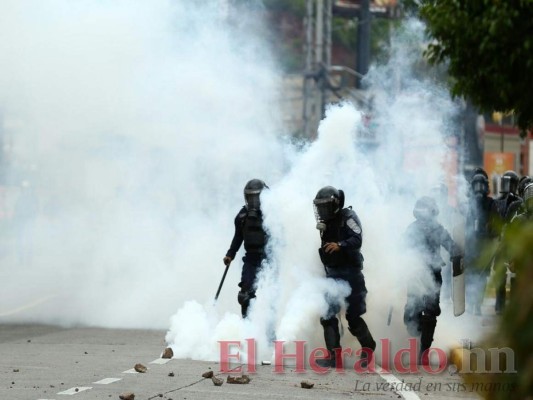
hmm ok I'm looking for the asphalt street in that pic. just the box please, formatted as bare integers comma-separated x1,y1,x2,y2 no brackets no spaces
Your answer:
0,323,485,400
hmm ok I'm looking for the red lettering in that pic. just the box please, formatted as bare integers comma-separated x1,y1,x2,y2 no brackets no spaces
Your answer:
393,338,418,373
219,340,242,373
273,340,306,373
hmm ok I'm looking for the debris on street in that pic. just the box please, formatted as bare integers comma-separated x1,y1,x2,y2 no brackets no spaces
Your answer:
300,381,314,389
134,363,147,373
227,375,251,384
162,347,174,359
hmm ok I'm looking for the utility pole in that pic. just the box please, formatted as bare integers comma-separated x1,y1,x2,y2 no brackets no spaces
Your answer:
355,0,370,88
303,0,332,139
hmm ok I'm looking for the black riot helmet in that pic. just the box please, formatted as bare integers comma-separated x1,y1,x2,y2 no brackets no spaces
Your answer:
471,173,489,196
518,176,533,198
244,179,268,210
313,186,344,224
470,167,488,181
500,170,519,195
524,183,533,213
413,196,439,221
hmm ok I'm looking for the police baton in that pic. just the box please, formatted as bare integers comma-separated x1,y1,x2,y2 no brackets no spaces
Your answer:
387,306,393,326
214,264,230,303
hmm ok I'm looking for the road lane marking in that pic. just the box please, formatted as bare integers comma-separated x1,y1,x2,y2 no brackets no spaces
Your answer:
375,366,421,400
0,295,57,317
150,358,170,364
57,387,92,395
122,368,139,373
93,378,121,384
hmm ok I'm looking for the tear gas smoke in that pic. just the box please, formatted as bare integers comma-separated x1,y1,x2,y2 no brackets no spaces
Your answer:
167,19,483,363
0,1,483,362
0,0,285,327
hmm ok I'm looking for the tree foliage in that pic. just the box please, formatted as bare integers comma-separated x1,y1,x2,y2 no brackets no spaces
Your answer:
417,1,533,133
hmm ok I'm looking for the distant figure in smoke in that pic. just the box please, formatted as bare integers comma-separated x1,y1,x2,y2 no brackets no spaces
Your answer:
403,196,461,365
506,175,532,220
464,172,498,315
223,179,269,318
313,186,375,368
14,180,39,266
493,181,533,302
504,183,533,289
494,170,522,314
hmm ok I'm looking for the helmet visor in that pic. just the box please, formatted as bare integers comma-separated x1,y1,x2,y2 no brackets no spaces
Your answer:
524,184,533,212
245,193,261,210
313,198,338,221
500,176,511,194
472,180,488,195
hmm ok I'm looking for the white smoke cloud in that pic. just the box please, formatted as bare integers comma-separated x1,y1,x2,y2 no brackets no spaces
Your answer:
0,1,485,365
0,0,286,328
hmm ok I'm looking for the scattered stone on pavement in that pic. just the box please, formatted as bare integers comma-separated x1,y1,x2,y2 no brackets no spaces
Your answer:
162,347,174,359
212,376,224,386
202,371,214,378
119,392,135,400
134,363,147,373
227,375,251,384
301,381,314,389
168,372,175,377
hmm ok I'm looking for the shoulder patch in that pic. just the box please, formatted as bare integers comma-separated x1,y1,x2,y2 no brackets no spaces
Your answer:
346,218,362,234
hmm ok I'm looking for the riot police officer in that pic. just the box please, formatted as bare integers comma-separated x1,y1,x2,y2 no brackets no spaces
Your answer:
495,171,522,313
464,173,498,315
223,179,268,318
403,197,461,364
313,186,375,368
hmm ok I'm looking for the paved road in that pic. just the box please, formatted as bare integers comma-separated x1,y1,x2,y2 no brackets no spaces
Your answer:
0,324,484,400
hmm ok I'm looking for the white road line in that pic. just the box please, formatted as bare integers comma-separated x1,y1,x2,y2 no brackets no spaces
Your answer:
375,366,421,400
150,358,170,364
122,368,139,373
0,295,57,317
93,377,121,384
57,387,92,395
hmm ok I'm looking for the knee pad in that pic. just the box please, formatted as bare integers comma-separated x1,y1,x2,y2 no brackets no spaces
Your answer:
347,316,365,337
237,290,250,306
238,290,255,306
420,313,437,330
320,316,339,328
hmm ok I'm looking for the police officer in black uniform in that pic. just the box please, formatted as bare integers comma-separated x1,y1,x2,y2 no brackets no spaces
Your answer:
495,170,522,313
223,179,268,318
313,186,376,368
403,197,461,364
465,173,499,315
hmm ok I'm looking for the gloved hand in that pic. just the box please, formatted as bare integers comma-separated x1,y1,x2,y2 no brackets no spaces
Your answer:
223,256,233,266
323,242,340,254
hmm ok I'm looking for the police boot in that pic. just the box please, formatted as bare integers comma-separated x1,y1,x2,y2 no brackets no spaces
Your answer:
349,317,376,368
419,315,437,365
317,317,341,368
238,289,255,318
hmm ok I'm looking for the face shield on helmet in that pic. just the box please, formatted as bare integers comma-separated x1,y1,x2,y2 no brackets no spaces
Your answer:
413,196,439,221
524,183,533,213
471,174,489,196
518,176,533,198
501,171,519,195
245,192,261,210
500,176,512,194
244,179,268,211
313,186,340,228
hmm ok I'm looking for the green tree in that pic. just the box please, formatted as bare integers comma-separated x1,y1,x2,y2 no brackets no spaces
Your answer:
416,1,533,133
